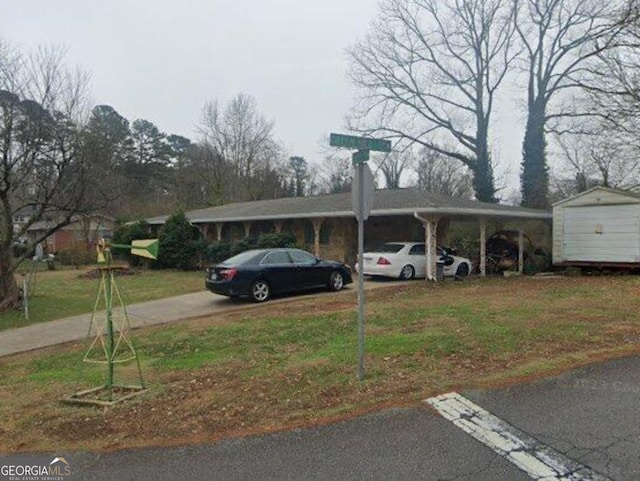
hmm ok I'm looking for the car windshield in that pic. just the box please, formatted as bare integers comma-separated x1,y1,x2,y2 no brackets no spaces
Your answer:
377,243,405,253
219,250,263,266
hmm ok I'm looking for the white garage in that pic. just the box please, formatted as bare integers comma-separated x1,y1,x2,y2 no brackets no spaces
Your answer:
553,187,640,267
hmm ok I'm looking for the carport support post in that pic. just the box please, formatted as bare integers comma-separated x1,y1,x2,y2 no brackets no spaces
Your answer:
480,218,487,277
518,229,524,274
414,213,438,280
426,217,438,280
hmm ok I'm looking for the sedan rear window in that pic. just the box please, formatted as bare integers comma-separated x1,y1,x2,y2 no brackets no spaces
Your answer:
220,250,263,266
378,243,405,253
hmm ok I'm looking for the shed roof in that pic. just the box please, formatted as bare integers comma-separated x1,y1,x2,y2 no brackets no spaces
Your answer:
552,186,640,207
146,188,550,225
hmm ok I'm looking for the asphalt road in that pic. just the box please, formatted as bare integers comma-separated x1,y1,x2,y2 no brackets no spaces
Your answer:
464,356,640,480
66,408,529,481
25,356,639,481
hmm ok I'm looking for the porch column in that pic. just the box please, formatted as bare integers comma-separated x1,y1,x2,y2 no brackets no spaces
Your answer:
274,220,283,233
200,224,209,241
243,221,252,238
518,229,524,274
312,218,324,257
479,217,487,277
215,223,224,242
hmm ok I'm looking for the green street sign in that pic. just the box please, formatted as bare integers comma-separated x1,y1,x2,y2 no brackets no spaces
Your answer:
330,133,391,153
352,149,370,164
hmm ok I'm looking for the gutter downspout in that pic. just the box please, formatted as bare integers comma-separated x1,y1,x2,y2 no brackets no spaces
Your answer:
414,212,434,281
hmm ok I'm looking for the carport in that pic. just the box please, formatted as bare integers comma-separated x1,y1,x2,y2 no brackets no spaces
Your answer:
146,188,551,279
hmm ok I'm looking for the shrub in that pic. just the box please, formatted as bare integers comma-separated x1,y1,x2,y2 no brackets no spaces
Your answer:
112,220,153,266
256,231,296,249
204,231,299,265
157,212,204,270
54,248,96,266
205,242,232,264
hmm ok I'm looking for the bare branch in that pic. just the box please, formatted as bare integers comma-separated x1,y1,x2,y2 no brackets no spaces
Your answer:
348,0,516,202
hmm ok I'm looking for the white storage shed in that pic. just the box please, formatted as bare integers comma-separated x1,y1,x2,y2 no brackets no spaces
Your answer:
553,187,640,267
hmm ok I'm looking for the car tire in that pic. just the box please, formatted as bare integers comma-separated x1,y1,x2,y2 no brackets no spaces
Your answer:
328,271,345,291
399,264,414,280
455,263,470,277
250,280,271,303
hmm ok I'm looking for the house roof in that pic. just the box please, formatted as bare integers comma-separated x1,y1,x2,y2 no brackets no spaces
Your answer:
146,188,551,225
552,186,640,207
28,214,116,232
12,205,39,218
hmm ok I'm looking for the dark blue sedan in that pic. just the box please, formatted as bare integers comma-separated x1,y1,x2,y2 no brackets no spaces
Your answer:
205,248,353,302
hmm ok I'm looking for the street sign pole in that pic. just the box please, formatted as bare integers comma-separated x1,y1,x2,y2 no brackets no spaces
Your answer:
357,161,365,381
330,133,390,382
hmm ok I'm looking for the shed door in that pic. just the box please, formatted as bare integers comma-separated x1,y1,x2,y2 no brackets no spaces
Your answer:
563,204,640,263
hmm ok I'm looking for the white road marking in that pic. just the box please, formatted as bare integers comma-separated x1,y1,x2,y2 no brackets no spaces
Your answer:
425,392,611,481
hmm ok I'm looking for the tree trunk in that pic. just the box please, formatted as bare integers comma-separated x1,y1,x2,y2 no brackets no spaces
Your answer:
0,250,20,313
521,102,549,209
472,133,498,203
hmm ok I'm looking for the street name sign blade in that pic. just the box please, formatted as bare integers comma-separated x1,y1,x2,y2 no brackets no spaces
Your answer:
330,133,391,153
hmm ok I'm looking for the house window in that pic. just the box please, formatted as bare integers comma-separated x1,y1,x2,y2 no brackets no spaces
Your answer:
320,224,331,244
304,221,315,245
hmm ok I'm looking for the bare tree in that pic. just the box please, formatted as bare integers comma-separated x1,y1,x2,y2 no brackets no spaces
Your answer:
348,0,517,202
170,142,229,208
412,147,475,198
551,119,640,197
199,94,284,202
0,41,104,311
371,150,412,189
318,155,354,194
515,0,632,208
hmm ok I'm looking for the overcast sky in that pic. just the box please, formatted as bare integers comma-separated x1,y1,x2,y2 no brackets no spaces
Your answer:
2,0,524,195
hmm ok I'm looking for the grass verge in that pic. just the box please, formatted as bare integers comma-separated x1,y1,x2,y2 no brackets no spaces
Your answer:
1,275,640,453
0,268,205,330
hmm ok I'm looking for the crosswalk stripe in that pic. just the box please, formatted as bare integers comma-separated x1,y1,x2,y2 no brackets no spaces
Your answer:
425,392,611,481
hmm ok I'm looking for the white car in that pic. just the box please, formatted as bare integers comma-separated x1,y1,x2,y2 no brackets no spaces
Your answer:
356,242,473,280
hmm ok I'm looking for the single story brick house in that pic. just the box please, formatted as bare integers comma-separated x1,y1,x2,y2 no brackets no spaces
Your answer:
146,188,551,279
27,214,115,254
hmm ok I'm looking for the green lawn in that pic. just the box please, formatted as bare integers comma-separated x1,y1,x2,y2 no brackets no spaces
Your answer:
1,276,640,453
0,267,205,330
